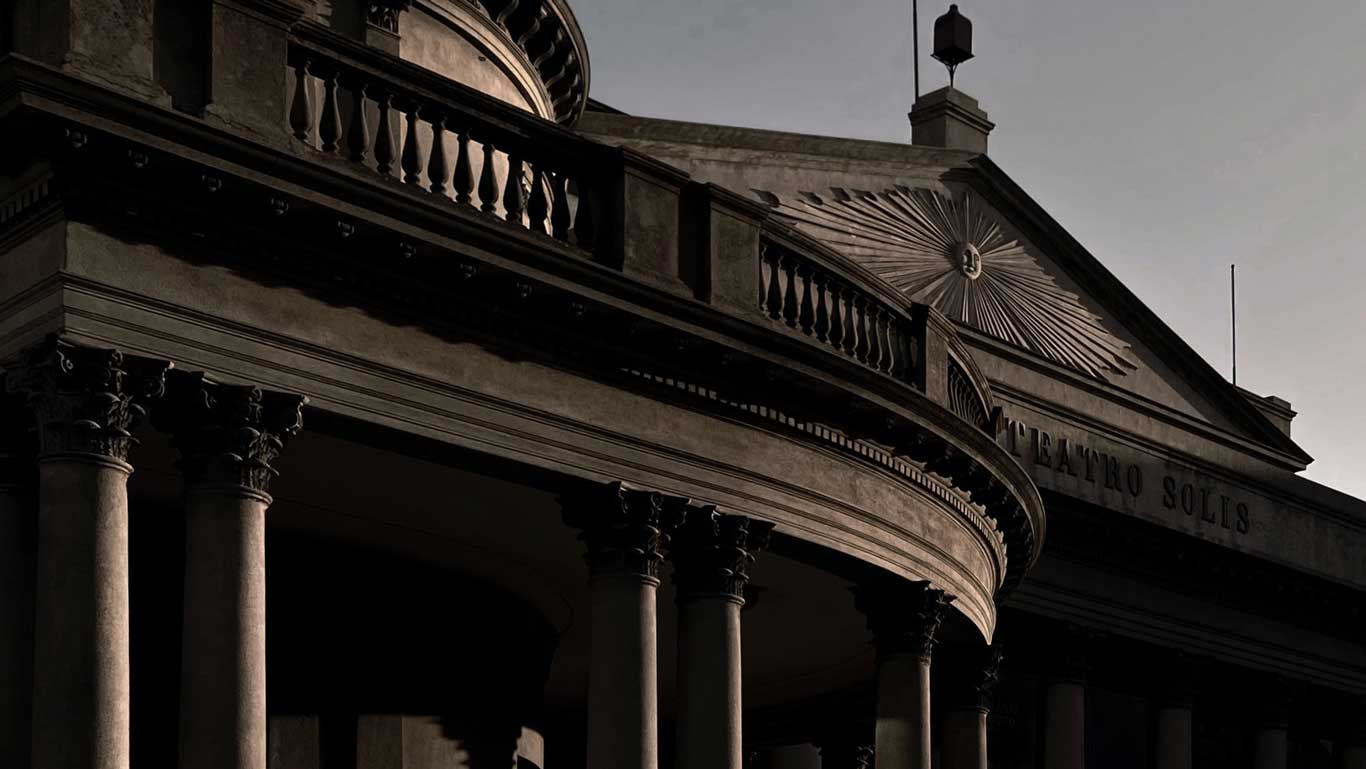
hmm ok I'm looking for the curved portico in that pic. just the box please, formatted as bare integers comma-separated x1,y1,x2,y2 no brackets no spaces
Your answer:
0,2,1049,769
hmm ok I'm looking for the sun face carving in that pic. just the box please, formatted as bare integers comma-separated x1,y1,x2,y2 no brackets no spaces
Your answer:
756,185,1137,380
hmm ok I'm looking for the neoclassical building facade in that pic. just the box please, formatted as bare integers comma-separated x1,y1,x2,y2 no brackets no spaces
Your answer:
0,2,1360,769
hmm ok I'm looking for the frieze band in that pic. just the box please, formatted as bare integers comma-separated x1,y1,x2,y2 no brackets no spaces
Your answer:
1003,416,1254,536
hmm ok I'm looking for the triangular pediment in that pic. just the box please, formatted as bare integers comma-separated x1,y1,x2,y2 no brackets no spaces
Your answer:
753,176,1309,468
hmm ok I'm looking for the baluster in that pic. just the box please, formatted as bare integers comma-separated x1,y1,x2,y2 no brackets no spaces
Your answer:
781,254,799,328
401,102,422,185
842,290,858,356
346,77,370,163
813,272,830,342
478,140,499,213
318,69,342,154
854,297,870,362
887,321,905,379
526,165,549,233
765,246,783,319
428,114,450,196
289,58,314,143
867,306,883,370
797,265,815,335
374,91,395,177
877,311,894,373
503,154,526,224
551,172,572,240
573,179,595,249
827,281,844,348
453,126,474,205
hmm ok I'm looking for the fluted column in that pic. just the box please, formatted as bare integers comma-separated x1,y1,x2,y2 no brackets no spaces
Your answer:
1253,681,1291,769
669,508,773,769
0,399,36,769
159,371,305,769
1043,627,1088,769
854,580,952,769
563,483,676,769
941,645,1002,769
5,337,169,769
1152,654,1195,769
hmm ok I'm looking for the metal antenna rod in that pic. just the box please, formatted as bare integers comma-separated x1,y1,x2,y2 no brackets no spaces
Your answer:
1231,263,1237,386
913,0,921,100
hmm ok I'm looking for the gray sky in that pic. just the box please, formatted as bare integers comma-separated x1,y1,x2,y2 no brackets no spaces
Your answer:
574,0,1366,500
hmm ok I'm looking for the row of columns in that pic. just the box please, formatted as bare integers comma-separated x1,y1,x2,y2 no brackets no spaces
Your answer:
563,481,1003,769
1035,634,1366,769
564,484,775,769
0,337,305,769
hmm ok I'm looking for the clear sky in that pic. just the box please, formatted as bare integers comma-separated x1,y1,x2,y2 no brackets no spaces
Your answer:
573,0,1366,500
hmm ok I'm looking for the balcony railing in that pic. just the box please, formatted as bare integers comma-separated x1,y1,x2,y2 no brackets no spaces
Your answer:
286,24,603,256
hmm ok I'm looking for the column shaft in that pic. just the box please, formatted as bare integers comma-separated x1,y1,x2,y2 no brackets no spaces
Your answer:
588,573,659,769
675,595,743,769
941,709,987,769
668,509,771,769
1154,705,1192,769
1253,726,1287,769
1343,746,1366,769
1043,680,1085,769
30,456,133,769
873,654,931,769
159,371,304,769
178,489,270,769
0,459,34,769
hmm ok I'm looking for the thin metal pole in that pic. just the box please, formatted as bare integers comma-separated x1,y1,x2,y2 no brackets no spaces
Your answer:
1231,263,1237,386
913,0,921,100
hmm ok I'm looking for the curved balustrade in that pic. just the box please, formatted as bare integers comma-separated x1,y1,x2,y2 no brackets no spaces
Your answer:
287,25,601,253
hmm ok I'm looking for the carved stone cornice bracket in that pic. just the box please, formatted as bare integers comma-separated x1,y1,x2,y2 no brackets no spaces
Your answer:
366,0,411,35
155,370,305,496
668,508,773,603
3,336,169,464
562,481,684,581
854,579,953,661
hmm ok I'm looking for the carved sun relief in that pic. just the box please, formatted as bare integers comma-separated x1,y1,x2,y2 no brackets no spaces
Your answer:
756,186,1137,380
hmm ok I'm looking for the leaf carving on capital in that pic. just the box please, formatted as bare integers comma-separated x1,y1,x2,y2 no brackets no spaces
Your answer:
855,579,954,660
157,371,305,494
562,482,679,579
757,186,1138,380
668,508,774,601
3,337,169,462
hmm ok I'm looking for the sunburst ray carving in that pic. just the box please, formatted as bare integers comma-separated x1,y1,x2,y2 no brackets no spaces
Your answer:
757,186,1137,380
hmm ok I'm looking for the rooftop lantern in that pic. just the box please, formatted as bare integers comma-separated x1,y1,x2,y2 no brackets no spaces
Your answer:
932,4,974,88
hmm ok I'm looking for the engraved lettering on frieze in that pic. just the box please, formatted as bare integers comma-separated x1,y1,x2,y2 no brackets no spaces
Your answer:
1004,416,1252,535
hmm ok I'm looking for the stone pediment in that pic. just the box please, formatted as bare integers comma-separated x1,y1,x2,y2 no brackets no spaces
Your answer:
756,185,1138,382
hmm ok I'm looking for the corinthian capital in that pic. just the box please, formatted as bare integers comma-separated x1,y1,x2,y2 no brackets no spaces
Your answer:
854,579,953,660
562,481,682,580
4,336,169,463
156,370,305,495
668,508,774,602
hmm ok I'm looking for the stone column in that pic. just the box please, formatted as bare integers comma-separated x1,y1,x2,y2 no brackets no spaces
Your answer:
1252,682,1291,769
563,482,675,769
1042,627,1088,769
941,645,1002,769
1341,698,1366,769
669,508,773,769
854,579,952,769
1152,655,1196,769
158,371,305,769
5,337,169,769
0,399,36,769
